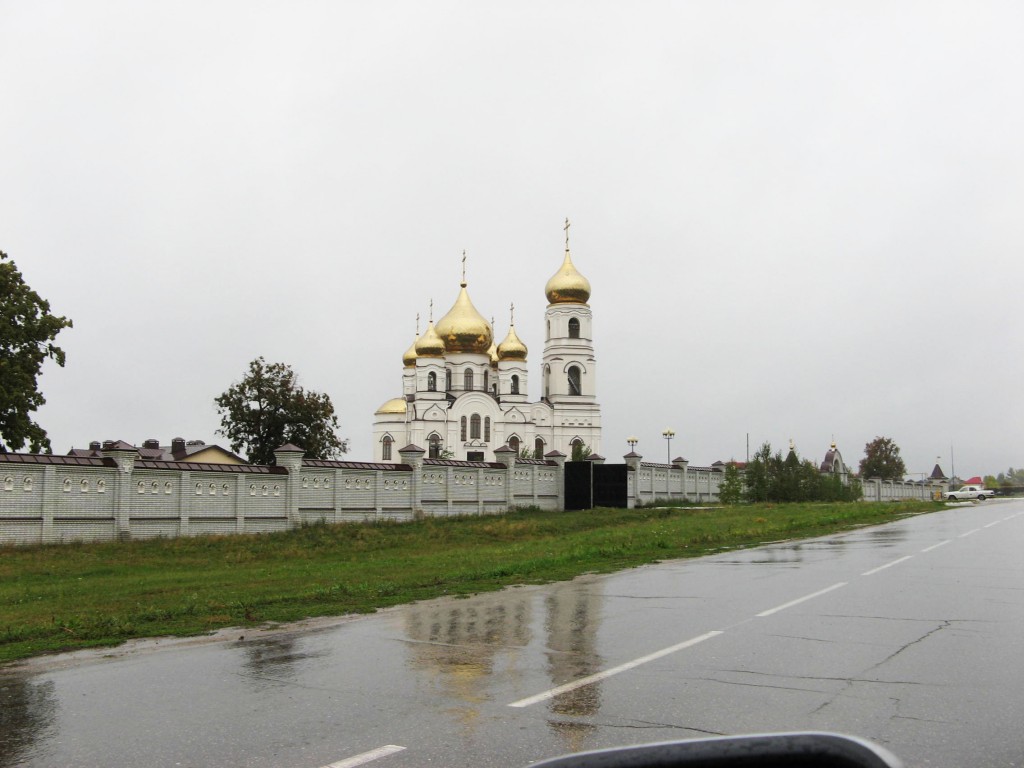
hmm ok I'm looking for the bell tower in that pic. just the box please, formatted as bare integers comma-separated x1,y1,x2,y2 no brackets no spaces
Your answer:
542,219,601,455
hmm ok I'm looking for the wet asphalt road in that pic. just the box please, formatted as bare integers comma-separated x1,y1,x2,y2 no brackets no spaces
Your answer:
2,500,1023,768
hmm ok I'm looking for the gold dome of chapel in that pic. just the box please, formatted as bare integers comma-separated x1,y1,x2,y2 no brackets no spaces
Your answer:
415,320,446,358
497,324,528,361
436,280,492,355
545,219,591,305
375,397,407,415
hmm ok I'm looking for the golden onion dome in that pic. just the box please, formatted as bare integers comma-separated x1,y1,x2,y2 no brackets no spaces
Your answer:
375,397,407,415
497,324,528,361
545,249,591,305
415,321,445,358
402,335,419,368
435,282,492,354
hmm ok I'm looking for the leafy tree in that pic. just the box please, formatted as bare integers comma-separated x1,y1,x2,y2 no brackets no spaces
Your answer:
743,442,774,502
571,442,592,462
718,462,744,504
858,436,907,480
215,357,348,465
0,251,73,453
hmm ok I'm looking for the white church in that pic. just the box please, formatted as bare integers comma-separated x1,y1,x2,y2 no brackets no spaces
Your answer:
373,224,602,463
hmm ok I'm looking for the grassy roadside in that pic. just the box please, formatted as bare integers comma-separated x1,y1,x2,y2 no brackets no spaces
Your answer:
1,500,941,664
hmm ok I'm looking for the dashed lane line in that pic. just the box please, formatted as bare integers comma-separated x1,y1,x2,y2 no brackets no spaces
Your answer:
755,582,848,617
862,555,914,576
959,528,981,538
508,631,723,708
323,745,406,768
920,540,951,553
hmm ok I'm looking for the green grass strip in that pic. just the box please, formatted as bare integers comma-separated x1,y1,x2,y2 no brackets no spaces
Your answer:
0,501,940,664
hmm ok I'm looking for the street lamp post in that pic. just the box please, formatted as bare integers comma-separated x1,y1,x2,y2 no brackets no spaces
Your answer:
662,429,674,465
627,436,638,453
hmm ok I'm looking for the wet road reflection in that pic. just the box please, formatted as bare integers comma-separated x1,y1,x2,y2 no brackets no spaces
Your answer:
0,675,57,767
403,591,534,735
544,581,605,752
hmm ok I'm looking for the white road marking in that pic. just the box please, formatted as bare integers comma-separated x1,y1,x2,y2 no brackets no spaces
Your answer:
862,555,913,576
756,582,847,617
323,745,406,768
958,528,981,538
921,540,951,553
508,631,723,708
984,520,1002,528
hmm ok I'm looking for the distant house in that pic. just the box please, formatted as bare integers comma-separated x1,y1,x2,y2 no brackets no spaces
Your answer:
69,438,245,464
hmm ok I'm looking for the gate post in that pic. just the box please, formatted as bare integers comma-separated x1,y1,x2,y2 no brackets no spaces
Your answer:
546,450,566,510
624,451,642,508
493,445,517,510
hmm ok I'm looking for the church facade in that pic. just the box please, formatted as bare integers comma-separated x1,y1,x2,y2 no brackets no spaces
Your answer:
373,229,601,463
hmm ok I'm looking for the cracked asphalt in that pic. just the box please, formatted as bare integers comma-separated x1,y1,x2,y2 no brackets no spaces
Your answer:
3,500,1022,768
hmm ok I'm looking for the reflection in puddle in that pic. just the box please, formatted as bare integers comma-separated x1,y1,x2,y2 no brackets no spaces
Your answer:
547,718,598,754
545,580,605,752
404,591,534,737
236,636,328,691
0,675,57,768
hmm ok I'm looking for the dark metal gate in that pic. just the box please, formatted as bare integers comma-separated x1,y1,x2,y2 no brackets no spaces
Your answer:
564,462,628,510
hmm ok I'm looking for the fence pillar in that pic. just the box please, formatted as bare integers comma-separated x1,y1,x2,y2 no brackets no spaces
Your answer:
545,450,566,510
493,446,517,509
273,443,304,527
102,441,139,541
673,458,689,501
624,452,642,508
398,444,426,515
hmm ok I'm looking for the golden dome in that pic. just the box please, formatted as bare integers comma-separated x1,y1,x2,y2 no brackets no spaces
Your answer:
403,335,419,367
497,324,528,361
545,249,591,305
375,397,407,415
436,282,492,354
415,321,445,358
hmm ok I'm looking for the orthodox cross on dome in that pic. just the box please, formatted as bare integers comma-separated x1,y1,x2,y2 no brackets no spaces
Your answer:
428,298,434,322
564,217,571,251
510,301,516,325
416,312,420,335
461,250,467,284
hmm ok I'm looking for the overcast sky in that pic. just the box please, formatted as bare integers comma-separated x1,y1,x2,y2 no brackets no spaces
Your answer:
2,1,1021,479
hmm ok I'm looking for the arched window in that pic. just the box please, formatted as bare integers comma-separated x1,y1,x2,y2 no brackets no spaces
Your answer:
427,372,437,392
570,437,584,461
544,365,551,398
429,434,442,459
460,416,468,441
382,435,393,461
470,413,481,439
568,317,580,338
445,369,452,392
508,436,520,454
511,374,520,395
464,368,473,391
484,370,488,392
535,437,545,459
568,365,582,396
484,417,491,442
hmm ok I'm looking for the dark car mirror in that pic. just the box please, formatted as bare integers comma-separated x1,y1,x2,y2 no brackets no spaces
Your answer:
528,732,902,768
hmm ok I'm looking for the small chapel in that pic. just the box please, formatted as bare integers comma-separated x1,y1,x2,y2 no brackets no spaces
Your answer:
373,223,602,463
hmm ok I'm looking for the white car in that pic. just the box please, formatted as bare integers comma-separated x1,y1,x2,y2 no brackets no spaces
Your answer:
944,485,996,502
